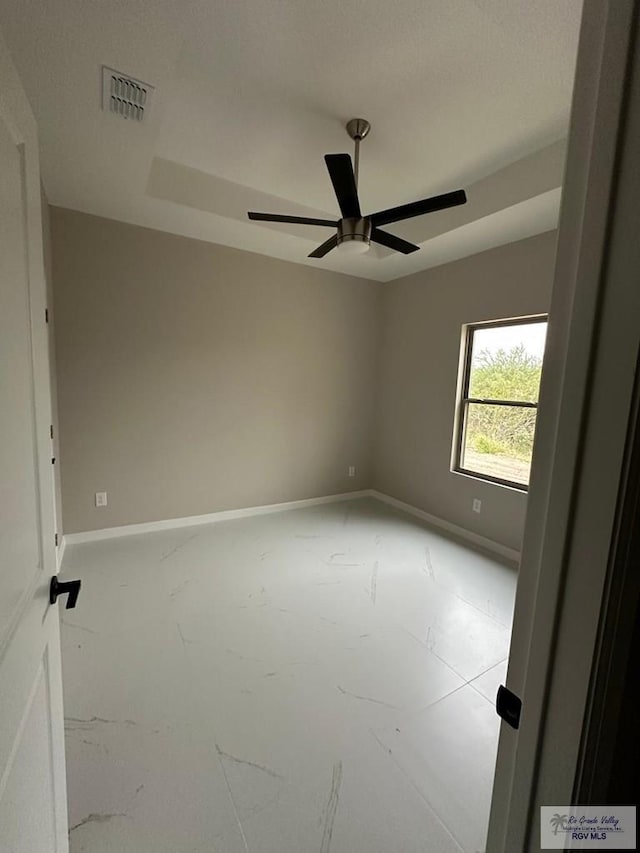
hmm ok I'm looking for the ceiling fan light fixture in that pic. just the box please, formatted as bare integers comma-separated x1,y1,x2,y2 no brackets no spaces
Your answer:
336,217,371,255
336,236,371,255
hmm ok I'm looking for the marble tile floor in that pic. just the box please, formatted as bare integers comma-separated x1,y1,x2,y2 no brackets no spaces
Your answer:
59,497,516,853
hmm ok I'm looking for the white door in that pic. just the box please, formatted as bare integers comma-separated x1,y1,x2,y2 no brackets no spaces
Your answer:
0,32,69,853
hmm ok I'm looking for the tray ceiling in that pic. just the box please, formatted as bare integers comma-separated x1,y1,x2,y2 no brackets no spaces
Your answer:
0,0,582,280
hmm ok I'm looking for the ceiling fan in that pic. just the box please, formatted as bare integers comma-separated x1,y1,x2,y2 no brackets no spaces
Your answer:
248,118,467,259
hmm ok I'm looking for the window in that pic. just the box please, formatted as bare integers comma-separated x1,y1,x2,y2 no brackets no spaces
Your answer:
453,316,547,490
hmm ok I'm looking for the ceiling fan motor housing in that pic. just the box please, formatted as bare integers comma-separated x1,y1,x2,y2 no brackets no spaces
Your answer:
337,217,371,246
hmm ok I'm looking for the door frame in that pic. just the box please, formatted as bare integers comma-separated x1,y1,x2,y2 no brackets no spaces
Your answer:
487,0,640,849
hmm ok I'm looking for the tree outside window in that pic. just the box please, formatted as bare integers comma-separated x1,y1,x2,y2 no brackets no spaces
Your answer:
454,316,547,489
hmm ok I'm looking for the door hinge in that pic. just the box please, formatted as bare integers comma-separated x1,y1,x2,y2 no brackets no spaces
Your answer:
496,684,522,730
45,308,49,324
50,424,54,439
55,533,59,547
51,457,56,465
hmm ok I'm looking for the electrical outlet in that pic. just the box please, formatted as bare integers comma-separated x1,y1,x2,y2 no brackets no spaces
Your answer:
348,466,356,478
95,491,108,507
472,498,482,513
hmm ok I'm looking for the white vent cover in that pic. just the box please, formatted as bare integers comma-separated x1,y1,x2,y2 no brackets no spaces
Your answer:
102,66,153,121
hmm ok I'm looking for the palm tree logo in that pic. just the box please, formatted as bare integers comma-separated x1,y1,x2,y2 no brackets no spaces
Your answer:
550,814,568,835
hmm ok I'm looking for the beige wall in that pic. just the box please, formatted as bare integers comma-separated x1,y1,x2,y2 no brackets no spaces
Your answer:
51,208,556,548
51,208,381,533
373,231,557,552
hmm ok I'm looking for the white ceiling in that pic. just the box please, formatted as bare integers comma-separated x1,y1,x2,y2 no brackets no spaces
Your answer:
0,0,582,281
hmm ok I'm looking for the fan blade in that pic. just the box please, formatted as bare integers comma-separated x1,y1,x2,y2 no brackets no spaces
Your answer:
248,212,337,227
324,154,361,219
371,228,420,255
370,189,467,227
308,234,338,258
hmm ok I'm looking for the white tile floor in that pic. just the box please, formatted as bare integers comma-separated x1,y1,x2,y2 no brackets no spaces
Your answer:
59,497,516,853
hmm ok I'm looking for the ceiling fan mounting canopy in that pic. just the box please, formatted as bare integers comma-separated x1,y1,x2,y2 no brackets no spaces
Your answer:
247,118,467,259
345,117,371,142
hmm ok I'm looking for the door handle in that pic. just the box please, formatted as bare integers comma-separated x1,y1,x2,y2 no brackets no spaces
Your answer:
50,576,81,609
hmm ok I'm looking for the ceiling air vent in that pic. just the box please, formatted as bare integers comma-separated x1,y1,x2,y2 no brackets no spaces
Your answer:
102,66,153,122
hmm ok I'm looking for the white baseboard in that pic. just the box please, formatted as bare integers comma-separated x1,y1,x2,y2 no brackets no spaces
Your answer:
62,490,371,546
62,487,520,565
370,489,520,565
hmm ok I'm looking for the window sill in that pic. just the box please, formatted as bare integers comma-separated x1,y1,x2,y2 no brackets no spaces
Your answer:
451,466,529,493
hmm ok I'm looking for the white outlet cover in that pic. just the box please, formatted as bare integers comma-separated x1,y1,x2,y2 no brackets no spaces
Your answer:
95,491,108,507
472,498,482,513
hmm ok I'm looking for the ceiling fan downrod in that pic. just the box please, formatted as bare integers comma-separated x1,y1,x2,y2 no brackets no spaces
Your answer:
346,118,371,189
